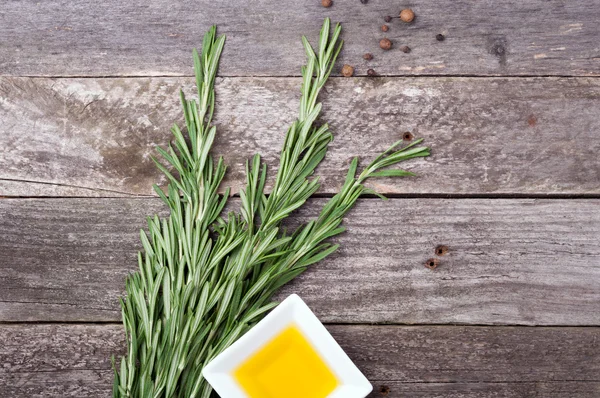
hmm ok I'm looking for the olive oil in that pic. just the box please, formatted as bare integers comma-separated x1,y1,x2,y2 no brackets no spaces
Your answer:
233,325,339,398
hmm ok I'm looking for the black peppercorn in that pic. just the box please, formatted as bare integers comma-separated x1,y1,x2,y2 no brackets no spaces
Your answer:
384,15,392,23
363,53,373,60
436,33,445,41
360,0,368,3
400,45,411,53
367,68,376,76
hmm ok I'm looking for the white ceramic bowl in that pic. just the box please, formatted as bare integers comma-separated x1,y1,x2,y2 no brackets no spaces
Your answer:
202,294,373,398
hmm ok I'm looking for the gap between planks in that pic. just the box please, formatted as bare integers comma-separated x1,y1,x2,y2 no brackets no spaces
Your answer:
4,321,600,328
4,192,600,199
6,74,600,79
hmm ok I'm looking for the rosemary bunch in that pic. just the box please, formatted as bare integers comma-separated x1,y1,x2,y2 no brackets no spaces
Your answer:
114,18,429,398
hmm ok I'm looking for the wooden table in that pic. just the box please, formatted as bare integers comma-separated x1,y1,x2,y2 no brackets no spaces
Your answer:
1,1,600,396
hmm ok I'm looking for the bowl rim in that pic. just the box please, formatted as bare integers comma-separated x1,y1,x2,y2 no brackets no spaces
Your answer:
202,294,373,398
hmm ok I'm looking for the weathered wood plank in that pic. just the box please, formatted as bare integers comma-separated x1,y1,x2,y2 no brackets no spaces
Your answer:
366,382,600,398
1,76,599,197
1,0,599,77
1,198,599,325
1,324,598,397
0,325,120,397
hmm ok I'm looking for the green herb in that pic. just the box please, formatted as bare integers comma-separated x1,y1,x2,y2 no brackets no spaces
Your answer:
113,18,429,398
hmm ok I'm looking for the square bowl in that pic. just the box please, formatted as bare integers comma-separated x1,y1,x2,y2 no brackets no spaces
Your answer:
202,294,372,398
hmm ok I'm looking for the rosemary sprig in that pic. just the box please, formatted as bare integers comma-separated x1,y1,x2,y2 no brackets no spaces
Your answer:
114,18,429,398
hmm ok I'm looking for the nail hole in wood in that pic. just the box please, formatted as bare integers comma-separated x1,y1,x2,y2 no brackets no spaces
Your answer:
436,245,449,256
528,115,537,127
425,258,439,269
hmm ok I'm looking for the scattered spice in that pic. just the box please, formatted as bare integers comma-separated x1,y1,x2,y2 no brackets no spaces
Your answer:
400,45,411,53
360,0,368,3
379,38,392,50
367,68,376,76
384,15,392,23
379,385,391,395
402,131,414,141
341,64,354,77
399,8,415,22
321,0,332,8
363,53,373,60
381,24,389,32
436,33,445,41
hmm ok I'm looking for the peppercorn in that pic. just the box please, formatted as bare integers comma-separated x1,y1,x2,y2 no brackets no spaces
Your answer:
367,68,376,76
379,38,392,50
399,8,415,22
360,0,368,3
381,24,389,32
363,53,373,60
341,64,354,77
321,0,332,8
436,33,445,41
384,15,392,23
400,45,411,53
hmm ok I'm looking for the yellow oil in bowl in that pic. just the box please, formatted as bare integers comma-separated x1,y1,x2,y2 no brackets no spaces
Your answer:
233,324,339,398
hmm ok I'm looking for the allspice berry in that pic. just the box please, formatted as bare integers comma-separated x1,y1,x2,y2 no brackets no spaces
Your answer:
379,38,392,50
321,0,332,8
363,53,373,60
400,45,411,53
367,68,376,76
399,8,415,22
341,64,354,77
381,24,389,32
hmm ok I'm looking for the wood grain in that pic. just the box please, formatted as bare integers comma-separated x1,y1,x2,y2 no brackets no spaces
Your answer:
2,1,598,395
2,76,599,197
366,382,600,398
1,198,599,325
1,0,599,77
1,324,598,397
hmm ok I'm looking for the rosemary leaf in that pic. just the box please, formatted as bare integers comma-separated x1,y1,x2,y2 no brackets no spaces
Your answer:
114,18,429,398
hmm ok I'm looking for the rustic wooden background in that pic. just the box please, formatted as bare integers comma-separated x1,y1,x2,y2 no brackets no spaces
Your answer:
1,0,600,397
